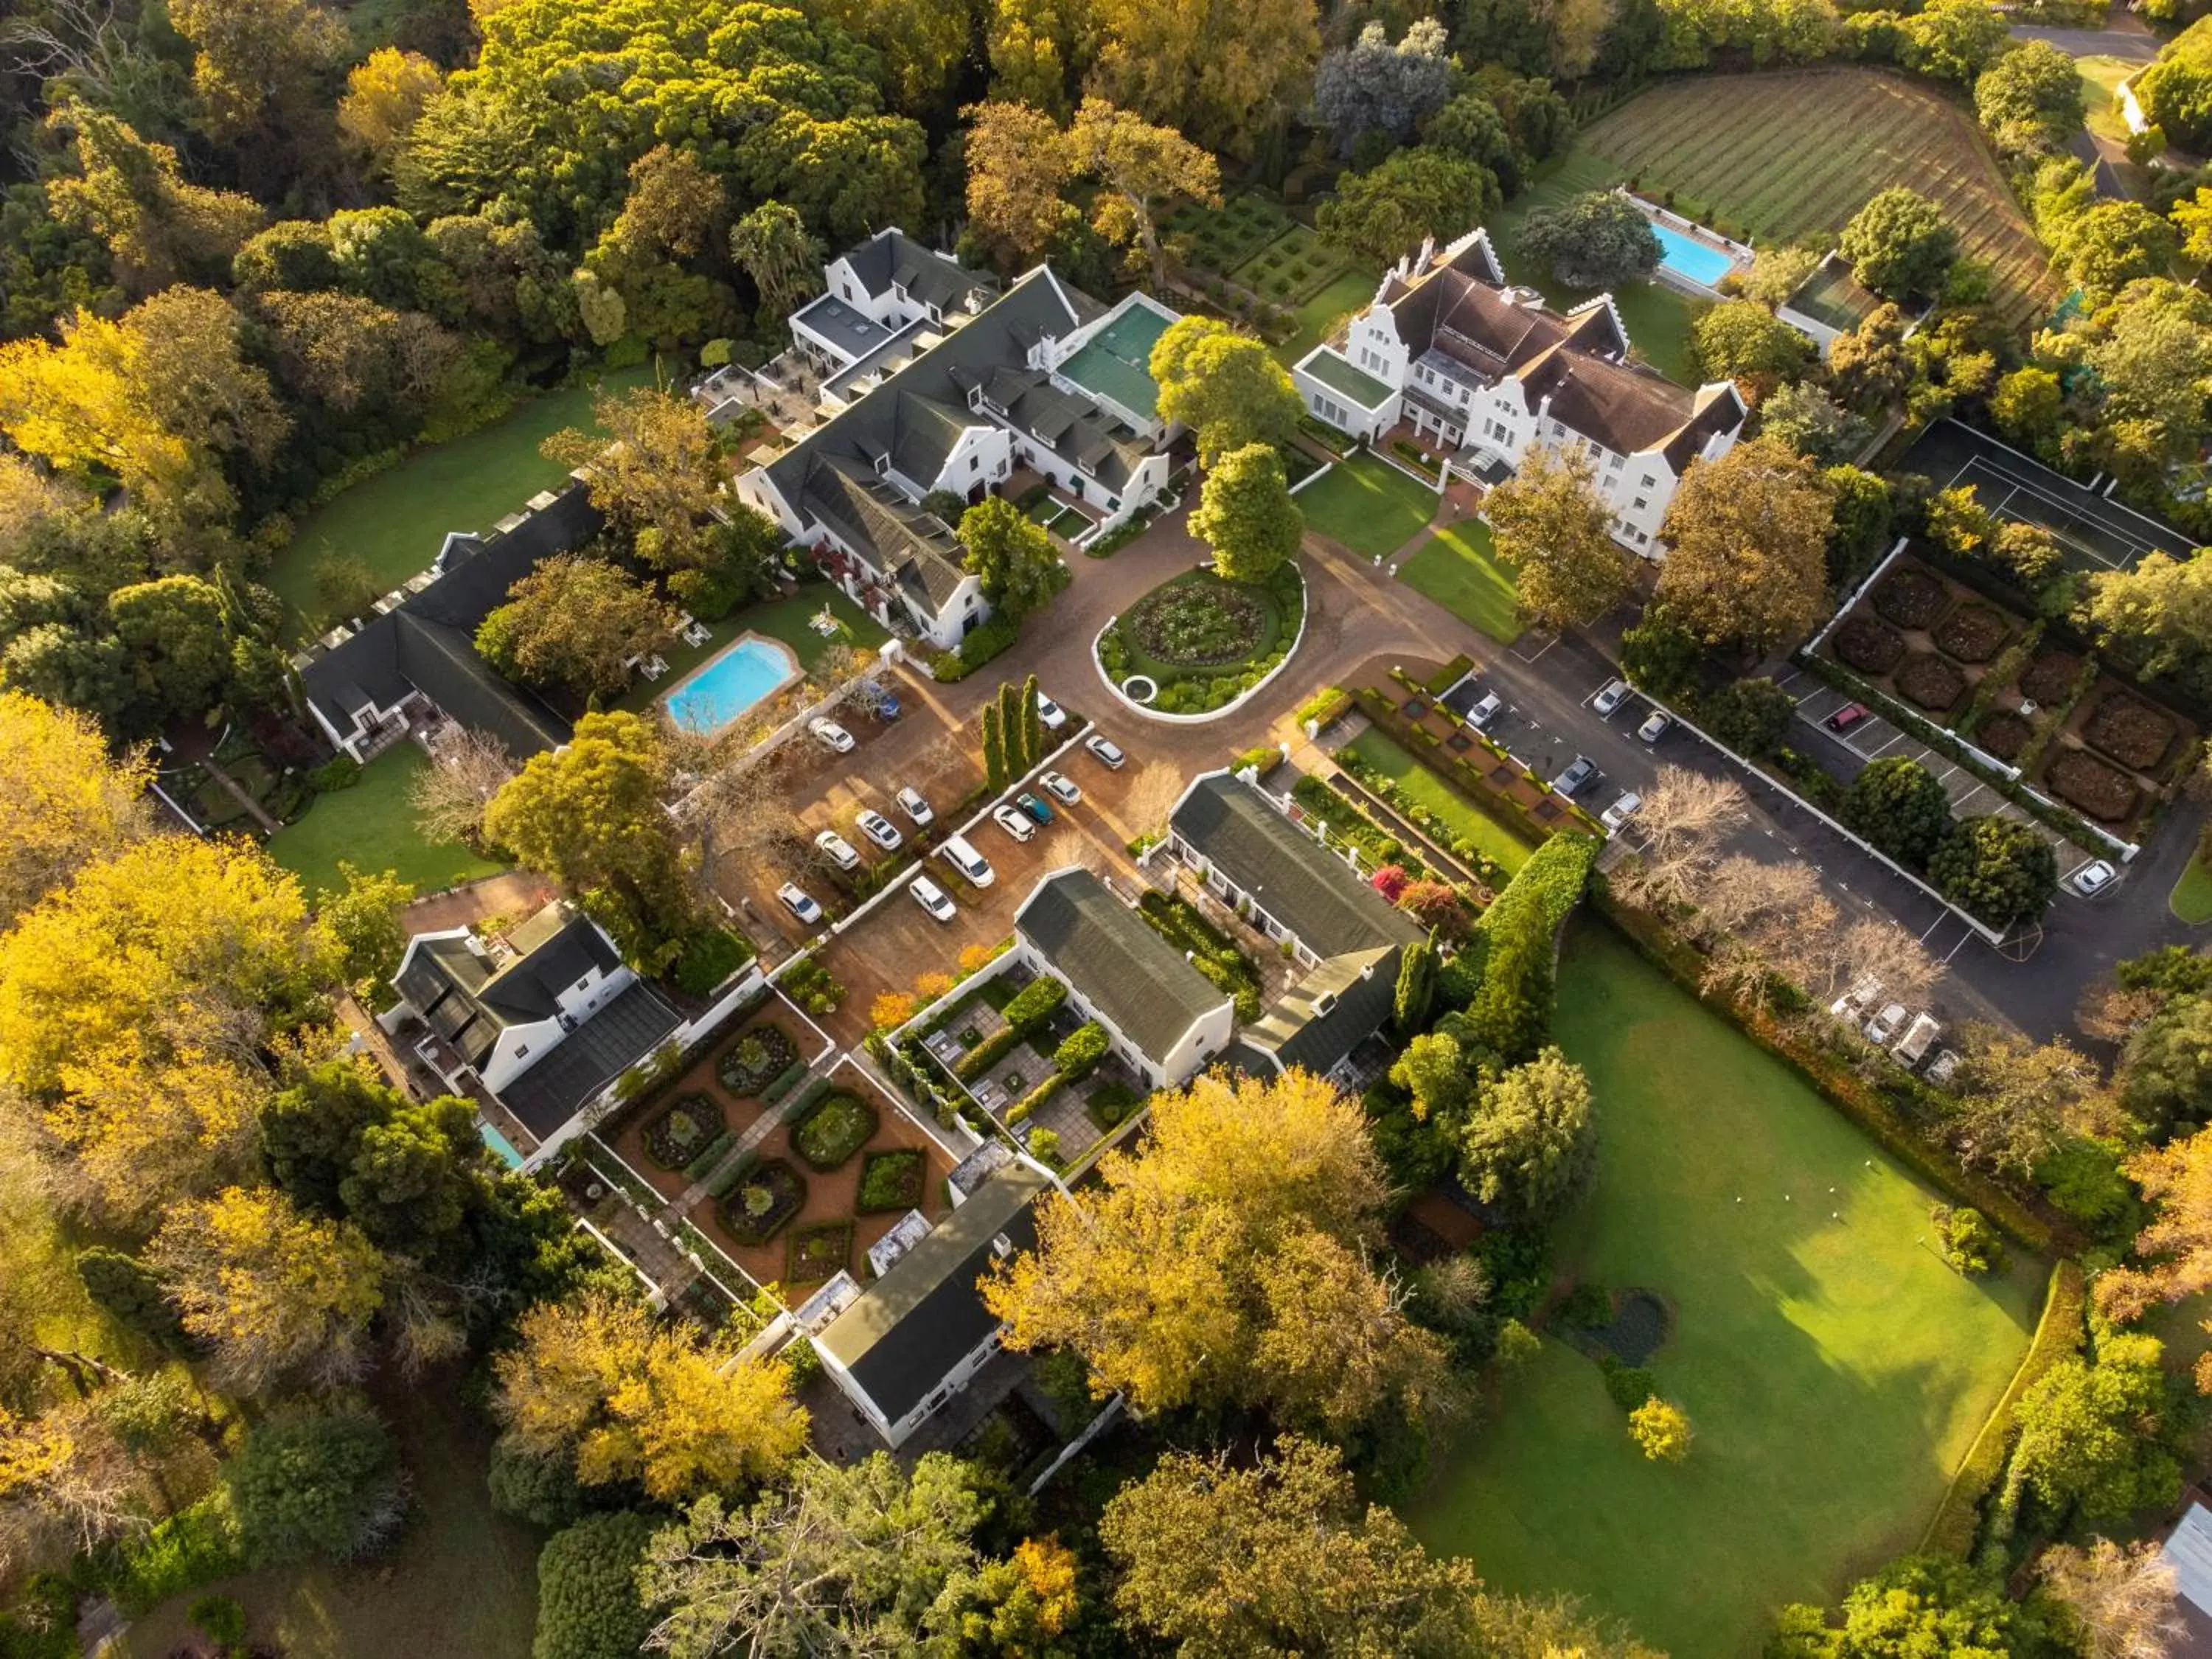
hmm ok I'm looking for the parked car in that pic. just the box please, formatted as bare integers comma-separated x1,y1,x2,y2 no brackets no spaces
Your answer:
1925,1048,1963,1088
909,874,957,922
2072,859,2116,897
1600,790,1642,832
1864,1001,1907,1046
1826,703,1871,735
1593,678,1631,717
1035,692,1068,731
991,804,1036,842
776,883,822,925
1554,755,1596,797
855,809,903,852
1085,734,1126,769
941,834,995,888
809,717,855,753
1016,791,1054,824
1893,1012,1941,1067
1040,770,1082,807
1637,710,1672,744
895,786,933,827
865,681,900,720
1829,975,1882,1021
813,830,860,871
1467,692,1503,731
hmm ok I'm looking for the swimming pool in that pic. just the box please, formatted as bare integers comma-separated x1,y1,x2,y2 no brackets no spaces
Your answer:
1650,220,1734,288
662,634,801,737
477,1120,524,1169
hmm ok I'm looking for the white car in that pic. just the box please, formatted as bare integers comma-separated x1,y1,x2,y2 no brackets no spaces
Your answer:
991,803,1036,842
1085,734,1125,769
1829,975,1882,1022
1467,692,1503,731
813,830,860,871
809,717,855,754
1040,770,1082,807
895,786,933,827
1864,1001,1908,1046
1593,678,1632,717
2072,859,2116,897
776,883,822,925
909,874,956,922
854,808,903,852
1600,791,1642,832
1035,692,1068,731
1637,710,1673,744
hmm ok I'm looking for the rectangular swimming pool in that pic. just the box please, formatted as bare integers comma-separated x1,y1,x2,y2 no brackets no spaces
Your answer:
1650,220,1733,288
662,634,801,737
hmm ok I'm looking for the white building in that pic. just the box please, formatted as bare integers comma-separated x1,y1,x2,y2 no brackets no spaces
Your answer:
1291,228,1747,555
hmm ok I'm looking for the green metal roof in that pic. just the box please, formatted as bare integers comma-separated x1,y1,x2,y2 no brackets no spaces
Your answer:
1297,347,1395,410
1058,303,1172,419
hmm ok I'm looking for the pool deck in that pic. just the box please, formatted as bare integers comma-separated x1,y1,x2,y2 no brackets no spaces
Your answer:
1624,190,1751,299
659,630,804,737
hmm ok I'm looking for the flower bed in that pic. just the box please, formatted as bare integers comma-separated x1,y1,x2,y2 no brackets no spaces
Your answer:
785,1221,852,1284
716,1023,797,1096
1932,604,2010,664
2045,748,2141,823
641,1093,726,1169
1834,615,1905,676
2016,647,2084,707
719,1159,806,1245
1099,565,1303,716
1896,652,1966,714
856,1148,925,1214
1977,710,2032,762
790,1091,878,1172
1127,577,1268,667
2081,693,2177,773
1872,568,1948,630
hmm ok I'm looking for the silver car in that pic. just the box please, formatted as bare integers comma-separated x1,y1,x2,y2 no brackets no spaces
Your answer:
909,874,956,922
1593,678,1631,717
895,786,933,827
776,883,822,925
991,804,1035,842
1864,1002,1907,1046
1555,756,1596,798
855,809,903,852
813,830,860,870
1040,770,1082,807
808,717,855,754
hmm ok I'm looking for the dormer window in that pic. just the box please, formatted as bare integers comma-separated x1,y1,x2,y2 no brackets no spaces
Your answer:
573,973,592,991
1312,992,1338,1017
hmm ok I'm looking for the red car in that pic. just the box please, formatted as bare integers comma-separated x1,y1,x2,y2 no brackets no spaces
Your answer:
1826,703,1871,735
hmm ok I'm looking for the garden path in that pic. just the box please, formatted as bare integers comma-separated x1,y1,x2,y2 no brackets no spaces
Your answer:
655,1055,832,1220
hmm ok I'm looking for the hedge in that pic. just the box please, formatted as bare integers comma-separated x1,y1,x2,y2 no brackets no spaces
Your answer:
932,615,1020,681
1295,686,1354,730
681,1129,738,1180
1054,1022,1109,1080
1005,1072,1064,1125
1919,1260,2086,1557
953,979,1068,1080
759,1061,811,1105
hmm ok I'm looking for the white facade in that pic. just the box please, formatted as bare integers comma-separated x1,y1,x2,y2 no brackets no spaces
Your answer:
1012,936,1233,1090
385,926,636,1096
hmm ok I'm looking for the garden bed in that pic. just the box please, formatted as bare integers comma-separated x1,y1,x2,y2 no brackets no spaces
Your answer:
1099,564,1303,716
1896,652,1966,714
856,1148,925,1214
1872,568,1948,630
1932,603,2010,664
1977,710,2032,762
2081,692,2177,773
790,1091,878,1172
1833,615,1904,676
641,1094,726,1169
2016,647,2084,706
785,1221,852,1284
719,1159,806,1245
2044,748,2141,823
717,1023,797,1096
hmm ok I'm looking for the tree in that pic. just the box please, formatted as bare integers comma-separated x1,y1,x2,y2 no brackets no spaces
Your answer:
107,575,232,724
0,690,149,925
148,1187,384,1394
1482,446,1629,629
1315,148,1501,268
1758,382,1868,466
1394,937,1437,1034
476,556,672,701
1422,91,1519,187
76,1247,190,1352
43,105,264,295
409,727,515,845
167,0,347,144
1189,442,1303,582
1742,243,1823,309
47,1040,267,1227
981,700,1006,792
998,681,1027,774
1618,602,1704,700
1843,756,1955,867
1694,300,1813,400
338,47,445,168
1020,675,1044,774
1655,437,1832,649
494,1290,807,1501
224,1405,404,1567
1461,1046,1596,1225
2096,1126,2212,1343
1517,191,1661,290
2008,1332,2180,1523
1698,678,1796,757
1932,1203,2004,1274
543,388,720,571
1930,815,2057,928
535,1512,654,1659
1085,0,1318,161
482,712,695,963
1827,303,1916,414
956,498,1065,619
1976,41,2087,158
2040,1538,2184,1659
319,863,415,993
1099,1436,1485,1657
1899,0,2011,86
1773,1554,2059,1658
2089,551,2212,679
984,0,1079,115
726,201,824,325
1313,20,1454,155
2059,201,2180,297
1947,1029,2117,1179
1391,1029,1476,1124
1150,317,1304,467
339,1094,485,1255
1838,188,1959,301
1627,1397,1692,1463
2121,994,2212,1140
0,1392,161,1568
1069,99,1220,287
961,101,1077,271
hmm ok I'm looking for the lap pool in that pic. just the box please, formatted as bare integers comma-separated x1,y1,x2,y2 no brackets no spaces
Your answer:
1650,220,1734,288
661,633,801,737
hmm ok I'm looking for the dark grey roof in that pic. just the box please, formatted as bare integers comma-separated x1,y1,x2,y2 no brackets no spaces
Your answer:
842,230,997,314
1170,774,1424,959
822,318,933,402
793,293,892,360
500,979,681,1138
1016,869,1229,1065
815,1163,1051,1428
1239,945,1401,1077
392,905,625,1069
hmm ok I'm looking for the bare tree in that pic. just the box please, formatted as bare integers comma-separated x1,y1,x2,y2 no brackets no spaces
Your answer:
1124,760,1190,843
0,0,147,106
0,1395,156,1575
409,727,515,844
1947,1026,2121,1178
2041,1538,2183,1659
1618,766,1750,908
1806,916,1944,1009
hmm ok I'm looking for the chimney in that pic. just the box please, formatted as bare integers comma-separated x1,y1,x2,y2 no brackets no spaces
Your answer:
1414,235,1436,276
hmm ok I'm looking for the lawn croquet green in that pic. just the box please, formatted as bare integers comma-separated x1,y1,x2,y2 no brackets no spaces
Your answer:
1342,728,1533,874
1397,516,1522,645
268,745,506,901
1406,924,2044,1658
1295,453,1438,559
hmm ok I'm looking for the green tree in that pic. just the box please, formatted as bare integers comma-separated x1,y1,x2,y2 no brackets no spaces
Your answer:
1899,0,2011,86
1694,299,1813,398
1618,602,1704,700
1773,1554,2059,1658
1390,1028,1475,1124
1315,147,1501,268
1481,445,1628,629
535,1512,654,1659
224,1405,405,1566
1758,383,1869,467
726,201,824,324
107,575,234,723
260,1057,402,1215
981,700,1006,791
1394,937,1437,1035
2089,550,2212,678
1020,675,1043,773
2008,1332,2180,1523
998,681,1026,773
1975,40,2086,157
1843,756,1955,867
1823,465,1894,577
2121,995,2212,1131
1150,317,1304,467
1460,1046,1596,1225
476,556,672,701
1698,678,1796,757
75,1246,191,1352
337,1095,484,1256
44,104,265,296
1989,366,2064,448
319,863,415,992
1189,442,1303,582
1655,437,1833,650
956,498,1065,619
1517,191,1661,290
1838,188,1960,301
1930,814,2058,928
2059,201,2180,297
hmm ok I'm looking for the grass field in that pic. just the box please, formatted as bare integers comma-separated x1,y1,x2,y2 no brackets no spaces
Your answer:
2079,55,2139,145
1275,268,1385,366
1297,453,1439,557
1343,728,1534,872
1407,924,2045,1657
269,745,506,901
1573,69,2058,330
1397,516,1521,644
269,364,657,639
2172,854,2212,924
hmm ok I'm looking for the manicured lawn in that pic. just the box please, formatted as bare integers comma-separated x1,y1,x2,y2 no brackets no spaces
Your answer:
1397,516,1521,645
269,364,656,639
1296,453,1438,559
2079,55,2139,145
1342,728,1534,874
1274,268,1384,366
2172,854,2212,925
1407,925,2045,1658
268,745,506,901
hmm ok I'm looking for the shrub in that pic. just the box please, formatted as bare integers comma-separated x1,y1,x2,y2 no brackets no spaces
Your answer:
717,1024,797,1096
1005,1072,1063,1124
225,1406,404,1568
487,1439,584,1529
790,1091,877,1170
759,1060,811,1104
1234,744,1281,777
641,1093,726,1169
2081,693,2178,772
1932,1203,2004,1275
1896,651,1966,714
856,1149,925,1213
1029,1127,1062,1167
1296,686,1354,729
111,1493,246,1618
534,1512,653,1659
1054,1022,1109,1080
785,1222,853,1283
1089,1082,1141,1127
1628,1397,1693,1463
2045,748,2141,822
1932,603,2011,664
1559,1282,1612,1327
1126,576,1268,667
1871,568,1948,629
779,956,844,1013
1834,615,1905,675
719,1160,806,1245
672,928,754,995
1599,1354,1659,1412
1371,863,1411,902
305,755,361,793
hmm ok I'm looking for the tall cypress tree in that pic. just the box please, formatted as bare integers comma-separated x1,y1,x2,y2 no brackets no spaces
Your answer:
981,701,1006,792
1020,673,1043,770
998,681,1026,773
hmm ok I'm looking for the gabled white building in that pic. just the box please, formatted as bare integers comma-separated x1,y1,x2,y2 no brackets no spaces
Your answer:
1291,228,1747,555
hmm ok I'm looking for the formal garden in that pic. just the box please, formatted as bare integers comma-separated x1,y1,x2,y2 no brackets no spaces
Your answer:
1097,563,1304,715
1407,925,2045,1657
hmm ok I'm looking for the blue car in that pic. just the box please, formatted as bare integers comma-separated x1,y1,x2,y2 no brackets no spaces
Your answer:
866,681,900,720
1016,791,1054,824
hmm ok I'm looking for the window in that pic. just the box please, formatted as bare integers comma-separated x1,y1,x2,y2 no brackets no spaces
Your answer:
1632,496,1648,510
1551,421,1565,439
1609,453,1624,470
514,1043,529,1059
968,453,981,473
1635,529,1649,543
839,282,852,300
1640,473,1655,489
573,974,592,992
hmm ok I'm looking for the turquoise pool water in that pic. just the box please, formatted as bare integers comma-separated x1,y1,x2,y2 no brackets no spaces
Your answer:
478,1120,524,1169
664,636,796,737
1651,220,1733,288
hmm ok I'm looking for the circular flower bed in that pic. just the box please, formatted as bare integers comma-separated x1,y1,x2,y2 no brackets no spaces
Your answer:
791,1091,878,1172
2082,693,2177,773
716,1023,796,1096
1833,615,1905,676
641,1093,726,1169
1127,577,1267,667
856,1148,925,1214
1977,710,2032,762
2046,748,2142,823
720,1159,806,1246
1872,569,1949,630
1100,566,1304,717
2016,647,2084,707
1932,603,2010,664
1896,652,1966,714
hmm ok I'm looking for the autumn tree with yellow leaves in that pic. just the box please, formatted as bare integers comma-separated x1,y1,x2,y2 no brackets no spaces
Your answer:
0,690,150,928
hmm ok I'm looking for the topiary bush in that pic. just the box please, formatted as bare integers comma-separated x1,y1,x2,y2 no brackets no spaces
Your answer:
534,1512,653,1659
719,1159,806,1245
717,1024,797,1096
641,1093,726,1169
1054,1021,1110,1080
